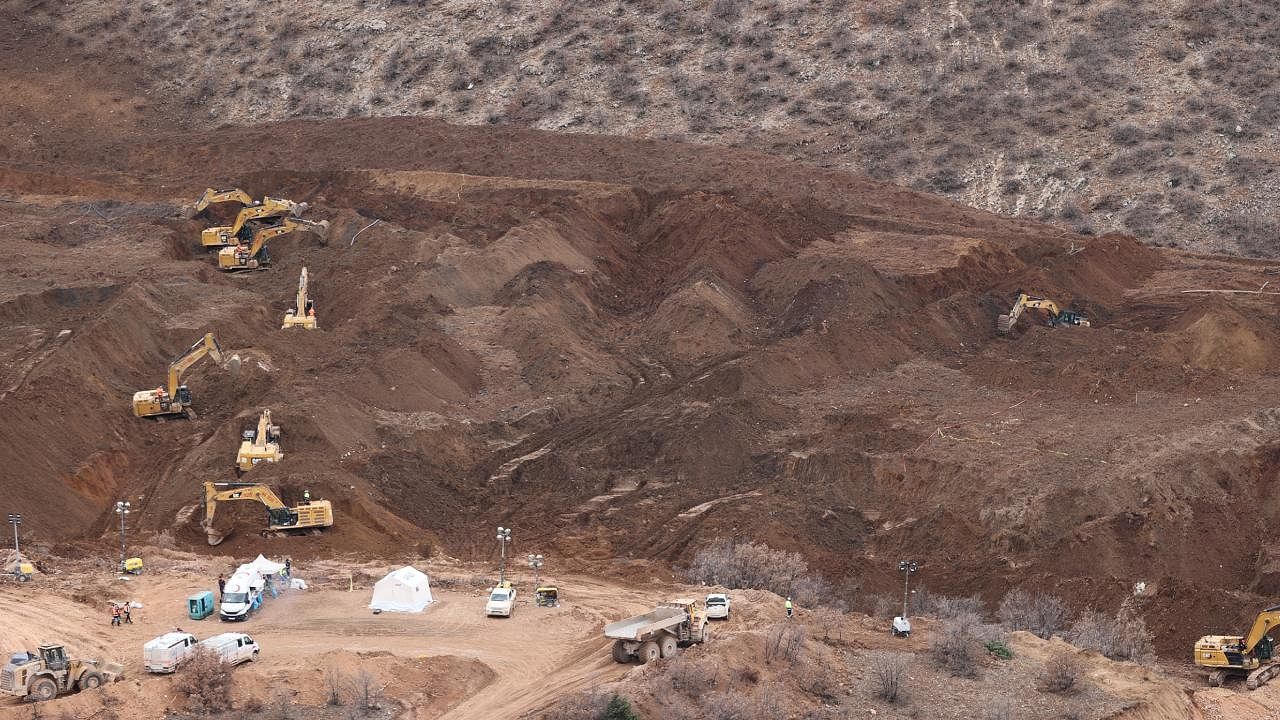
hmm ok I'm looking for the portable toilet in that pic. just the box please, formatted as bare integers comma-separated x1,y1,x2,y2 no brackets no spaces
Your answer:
188,591,215,620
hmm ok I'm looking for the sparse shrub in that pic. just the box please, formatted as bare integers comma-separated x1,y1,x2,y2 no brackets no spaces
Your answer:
656,655,716,699
1039,651,1084,693
1067,608,1155,663
176,647,234,713
1168,190,1204,219
932,613,980,677
867,651,909,703
796,658,838,700
923,169,968,193
1110,124,1144,145
984,639,1014,660
930,594,987,620
325,666,345,706
998,589,1068,639
349,668,384,715
985,696,1016,720
601,696,640,720
545,690,610,720
700,686,780,720
686,539,828,605
763,623,806,664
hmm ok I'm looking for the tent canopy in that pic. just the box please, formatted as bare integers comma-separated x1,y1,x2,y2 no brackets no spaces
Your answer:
369,566,433,613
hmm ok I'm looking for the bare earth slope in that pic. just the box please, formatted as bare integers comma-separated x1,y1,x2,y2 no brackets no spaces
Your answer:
8,0,1279,255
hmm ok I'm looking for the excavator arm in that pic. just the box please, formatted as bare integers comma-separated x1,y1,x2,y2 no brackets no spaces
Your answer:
223,197,308,239
189,187,255,217
166,333,225,397
294,267,309,316
997,291,1089,334
1243,607,1280,654
203,481,293,544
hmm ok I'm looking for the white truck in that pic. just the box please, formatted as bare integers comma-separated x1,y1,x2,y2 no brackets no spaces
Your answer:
705,593,731,619
605,599,709,664
219,571,264,621
143,632,197,673
197,633,259,666
485,583,516,617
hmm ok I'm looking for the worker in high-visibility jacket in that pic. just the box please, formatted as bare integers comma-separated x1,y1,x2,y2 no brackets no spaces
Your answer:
785,597,794,618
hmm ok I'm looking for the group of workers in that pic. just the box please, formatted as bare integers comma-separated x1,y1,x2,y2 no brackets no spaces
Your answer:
108,602,133,626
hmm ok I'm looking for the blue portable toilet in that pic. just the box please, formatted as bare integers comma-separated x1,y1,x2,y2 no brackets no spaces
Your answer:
188,591,215,620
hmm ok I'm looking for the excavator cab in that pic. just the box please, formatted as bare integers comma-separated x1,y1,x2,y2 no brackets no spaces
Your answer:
39,645,67,672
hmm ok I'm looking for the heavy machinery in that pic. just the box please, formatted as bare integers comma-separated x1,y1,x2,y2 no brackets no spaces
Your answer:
605,599,709,664
217,218,329,272
186,187,254,219
1195,605,1280,689
281,266,317,329
996,291,1091,335
236,409,282,473
202,481,333,545
201,196,309,248
0,644,123,701
132,333,239,418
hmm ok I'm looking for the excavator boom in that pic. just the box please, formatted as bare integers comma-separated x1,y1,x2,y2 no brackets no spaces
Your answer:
217,218,330,272
200,197,309,248
166,333,224,396
282,266,317,329
132,332,238,418
996,291,1090,335
189,187,254,217
202,481,332,545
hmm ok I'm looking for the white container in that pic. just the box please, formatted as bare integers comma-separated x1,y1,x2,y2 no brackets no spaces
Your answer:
197,633,259,666
143,632,197,673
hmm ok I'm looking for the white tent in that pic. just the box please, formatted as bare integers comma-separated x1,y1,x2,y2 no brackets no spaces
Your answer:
369,566,433,613
241,554,285,577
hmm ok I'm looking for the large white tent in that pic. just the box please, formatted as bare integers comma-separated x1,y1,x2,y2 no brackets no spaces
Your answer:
369,566,433,613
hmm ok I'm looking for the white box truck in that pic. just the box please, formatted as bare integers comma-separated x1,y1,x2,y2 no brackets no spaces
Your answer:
143,632,197,673
197,633,259,666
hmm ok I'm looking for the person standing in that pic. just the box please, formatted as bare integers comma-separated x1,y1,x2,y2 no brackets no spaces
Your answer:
123,604,133,624
785,597,794,619
303,489,312,503
284,557,291,577
110,604,121,627
218,574,226,597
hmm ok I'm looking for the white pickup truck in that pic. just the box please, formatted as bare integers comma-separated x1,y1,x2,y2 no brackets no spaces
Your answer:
485,583,516,617
705,593,731,619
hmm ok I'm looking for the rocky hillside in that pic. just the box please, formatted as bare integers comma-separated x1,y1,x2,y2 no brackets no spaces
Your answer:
20,0,1280,255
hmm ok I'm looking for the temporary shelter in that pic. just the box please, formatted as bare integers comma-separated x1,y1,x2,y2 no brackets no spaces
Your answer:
369,566,433,612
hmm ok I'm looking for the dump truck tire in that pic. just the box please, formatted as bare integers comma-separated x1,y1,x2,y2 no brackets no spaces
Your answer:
79,672,104,690
30,677,58,701
660,636,678,658
611,640,631,664
638,641,661,664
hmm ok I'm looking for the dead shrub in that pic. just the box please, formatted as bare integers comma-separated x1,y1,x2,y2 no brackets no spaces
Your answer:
686,539,828,606
544,689,610,720
176,647,234,713
1067,609,1155,663
1039,651,1084,693
349,668,384,714
931,614,980,677
796,658,838,701
985,696,1017,720
930,594,987,620
700,685,780,720
655,654,716,699
998,589,1068,639
324,666,345,706
866,651,909,703
763,623,806,664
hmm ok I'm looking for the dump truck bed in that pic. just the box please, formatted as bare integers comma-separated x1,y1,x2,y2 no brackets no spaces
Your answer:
604,606,687,641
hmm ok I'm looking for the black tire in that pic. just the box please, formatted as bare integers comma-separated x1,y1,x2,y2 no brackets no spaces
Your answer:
637,641,660,664
611,640,631,664
30,677,57,701
659,636,678,658
79,672,103,690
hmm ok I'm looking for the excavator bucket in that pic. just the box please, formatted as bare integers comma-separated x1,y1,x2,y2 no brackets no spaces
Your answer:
224,354,242,375
205,524,227,546
996,314,1016,335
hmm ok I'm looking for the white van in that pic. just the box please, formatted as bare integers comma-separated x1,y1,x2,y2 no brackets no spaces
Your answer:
197,633,259,666
219,571,262,621
143,631,197,673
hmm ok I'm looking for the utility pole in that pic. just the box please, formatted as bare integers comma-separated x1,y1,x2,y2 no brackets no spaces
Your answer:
6,513,20,562
898,560,919,618
496,526,511,584
115,501,131,571
527,553,544,587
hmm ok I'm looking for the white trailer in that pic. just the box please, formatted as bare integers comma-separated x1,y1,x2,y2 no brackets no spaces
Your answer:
143,632,197,673
604,599,709,664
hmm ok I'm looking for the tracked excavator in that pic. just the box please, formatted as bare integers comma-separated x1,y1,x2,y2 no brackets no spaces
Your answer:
217,218,329,272
236,409,282,473
202,481,333,545
132,333,239,418
281,267,317,329
200,196,309,248
1196,606,1280,689
996,291,1090,335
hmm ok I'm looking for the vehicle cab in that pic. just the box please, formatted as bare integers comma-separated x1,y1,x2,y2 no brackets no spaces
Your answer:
485,582,516,617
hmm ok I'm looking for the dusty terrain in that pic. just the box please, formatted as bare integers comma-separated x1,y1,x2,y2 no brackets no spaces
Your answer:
8,0,1279,255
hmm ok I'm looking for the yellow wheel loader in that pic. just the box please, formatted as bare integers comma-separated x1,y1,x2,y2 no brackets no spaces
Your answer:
132,333,240,418
996,291,1090,335
217,218,329,272
1196,605,1280,689
202,481,333,545
0,644,122,701
236,409,282,473
281,266,317,329
201,196,310,248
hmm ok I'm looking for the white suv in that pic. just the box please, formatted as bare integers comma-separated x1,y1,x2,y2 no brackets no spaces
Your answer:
486,585,516,617
705,593,731,619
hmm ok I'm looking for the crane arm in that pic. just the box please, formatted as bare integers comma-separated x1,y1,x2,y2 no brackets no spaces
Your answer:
166,333,225,396
1243,606,1280,652
191,188,254,215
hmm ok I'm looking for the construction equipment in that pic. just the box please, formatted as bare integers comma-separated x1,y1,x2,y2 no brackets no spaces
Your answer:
201,196,309,248
605,599,709,664
281,266,317,329
236,409,282,473
185,187,254,220
216,218,329,272
0,644,123,701
996,291,1091,335
132,333,239,418
1195,605,1280,689
202,481,333,546
535,586,559,607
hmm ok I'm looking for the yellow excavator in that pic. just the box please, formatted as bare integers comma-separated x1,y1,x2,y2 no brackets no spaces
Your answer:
186,187,254,219
1196,606,1280,689
201,196,309,248
281,267,317,329
236,409,282,473
996,291,1090,335
217,218,329,272
202,481,333,545
132,333,239,418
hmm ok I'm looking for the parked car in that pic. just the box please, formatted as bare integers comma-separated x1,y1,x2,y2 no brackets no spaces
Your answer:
485,583,516,617
197,633,259,666
144,632,197,673
705,593,731,620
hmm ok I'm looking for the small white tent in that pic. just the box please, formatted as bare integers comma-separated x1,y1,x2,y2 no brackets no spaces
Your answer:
369,566,433,613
